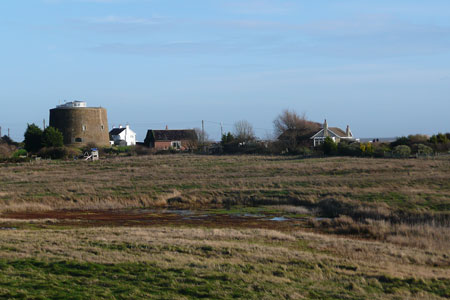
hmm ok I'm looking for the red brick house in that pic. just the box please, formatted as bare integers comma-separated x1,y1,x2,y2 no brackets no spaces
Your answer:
144,129,198,151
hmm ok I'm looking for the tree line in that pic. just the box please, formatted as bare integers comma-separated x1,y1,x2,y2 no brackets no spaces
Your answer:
1,110,449,160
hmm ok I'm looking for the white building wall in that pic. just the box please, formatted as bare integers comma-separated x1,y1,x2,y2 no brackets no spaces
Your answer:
111,125,136,146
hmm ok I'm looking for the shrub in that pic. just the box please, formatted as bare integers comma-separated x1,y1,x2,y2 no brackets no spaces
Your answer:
390,136,410,148
360,143,374,157
104,146,136,156
42,127,64,148
408,134,428,144
393,145,411,158
373,144,390,158
323,137,337,155
1,135,18,146
416,144,433,156
295,146,313,156
429,133,449,144
337,142,361,156
135,145,154,156
38,147,80,160
24,124,43,153
13,149,27,158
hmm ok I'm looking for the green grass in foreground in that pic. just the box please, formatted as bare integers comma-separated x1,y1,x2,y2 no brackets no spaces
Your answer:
0,259,448,300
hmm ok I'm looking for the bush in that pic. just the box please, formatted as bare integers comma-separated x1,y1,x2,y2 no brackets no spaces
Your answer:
393,145,411,158
360,143,374,157
416,144,433,156
323,137,337,155
38,147,80,160
294,146,313,156
135,145,154,156
337,142,361,156
373,144,391,158
429,133,449,144
1,135,18,146
42,127,64,148
104,146,136,156
24,124,43,153
390,136,410,148
13,149,27,158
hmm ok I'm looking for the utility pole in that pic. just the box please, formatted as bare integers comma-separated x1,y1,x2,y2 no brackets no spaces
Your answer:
201,120,206,153
201,120,205,144
0,126,2,137
220,122,223,138
43,119,46,130
8,128,10,138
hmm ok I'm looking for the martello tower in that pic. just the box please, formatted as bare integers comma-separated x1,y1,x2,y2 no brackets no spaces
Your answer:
49,101,110,146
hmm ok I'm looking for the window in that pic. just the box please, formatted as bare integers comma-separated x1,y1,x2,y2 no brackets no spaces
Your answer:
82,125,86,131
75,137,83,143
101,125,104,131
171,141,181,149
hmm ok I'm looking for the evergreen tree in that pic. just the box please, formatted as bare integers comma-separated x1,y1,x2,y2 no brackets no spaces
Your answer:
42,127,64,148
24,123,43,153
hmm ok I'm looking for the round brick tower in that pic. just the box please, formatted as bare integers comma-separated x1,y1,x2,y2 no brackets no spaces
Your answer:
49,101,110,146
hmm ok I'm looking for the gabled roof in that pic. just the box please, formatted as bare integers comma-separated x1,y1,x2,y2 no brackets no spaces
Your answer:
310,127,348,139
109,128,126,136
146,129,197,141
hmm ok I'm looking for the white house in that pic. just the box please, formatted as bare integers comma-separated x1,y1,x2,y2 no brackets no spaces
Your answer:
310,119,358,147
109,125,136,146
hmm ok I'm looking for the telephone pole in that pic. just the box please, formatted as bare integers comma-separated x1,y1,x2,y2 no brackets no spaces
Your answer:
201,120,205,144
8,128,10,138
0,126,2,137
43,119,46,130
220,122,223,138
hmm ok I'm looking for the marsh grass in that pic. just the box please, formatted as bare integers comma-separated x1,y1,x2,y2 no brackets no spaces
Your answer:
0,155,448,214
0,226,448,299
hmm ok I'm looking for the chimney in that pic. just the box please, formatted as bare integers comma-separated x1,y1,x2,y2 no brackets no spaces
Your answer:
119,124,123,129
323,119,328,137
165,125,168,130
126,124,130,130
346,125,352,137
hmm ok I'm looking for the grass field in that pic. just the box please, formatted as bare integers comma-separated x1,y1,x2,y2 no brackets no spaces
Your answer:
0,155,449,212
0,155,449,299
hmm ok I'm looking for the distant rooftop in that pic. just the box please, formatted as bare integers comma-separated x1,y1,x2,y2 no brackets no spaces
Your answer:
56,101,87,108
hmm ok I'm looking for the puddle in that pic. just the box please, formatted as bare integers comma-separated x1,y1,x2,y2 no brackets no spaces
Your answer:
182,215,210,220
166,210,194,216
139,209,194,216
243,213,263,218
269,217,289,221
0,227,17,230
314,217,331,221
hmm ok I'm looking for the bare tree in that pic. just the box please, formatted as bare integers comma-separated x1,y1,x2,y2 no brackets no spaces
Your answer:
233,120,255,143
273,109,321,149
273,110,311,136
194,128,210,144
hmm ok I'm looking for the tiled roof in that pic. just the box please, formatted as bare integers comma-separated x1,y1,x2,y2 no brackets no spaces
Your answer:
147,129,197,141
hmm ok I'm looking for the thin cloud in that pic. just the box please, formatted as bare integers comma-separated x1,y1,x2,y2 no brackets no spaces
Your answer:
222,0,298,14
88,15,165,26
73,15,170,33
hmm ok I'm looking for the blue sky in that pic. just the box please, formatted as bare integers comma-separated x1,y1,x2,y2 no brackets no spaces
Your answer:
1,0,449,141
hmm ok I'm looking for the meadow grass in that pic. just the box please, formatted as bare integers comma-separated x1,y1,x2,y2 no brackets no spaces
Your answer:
0,155,448,214
0,155,449,299
0,226,448,299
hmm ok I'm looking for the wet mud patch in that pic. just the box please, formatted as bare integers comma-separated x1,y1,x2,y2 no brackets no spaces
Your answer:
0,208,309,231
